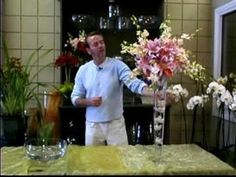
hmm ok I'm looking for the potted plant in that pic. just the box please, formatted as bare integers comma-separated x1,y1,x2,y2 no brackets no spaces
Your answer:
0,40,52,146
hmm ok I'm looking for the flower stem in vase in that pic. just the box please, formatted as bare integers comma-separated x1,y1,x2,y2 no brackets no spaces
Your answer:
65,67,71,83
152,78,167,160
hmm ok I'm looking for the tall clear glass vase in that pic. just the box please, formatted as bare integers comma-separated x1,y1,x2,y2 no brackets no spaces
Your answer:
152,77,167,160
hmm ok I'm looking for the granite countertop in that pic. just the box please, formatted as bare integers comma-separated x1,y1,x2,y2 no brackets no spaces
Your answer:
1,144,235,175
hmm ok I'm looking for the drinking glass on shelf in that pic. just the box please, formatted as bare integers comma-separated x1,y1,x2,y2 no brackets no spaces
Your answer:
117,17,132,30
99,17,113,29
72,14,96,29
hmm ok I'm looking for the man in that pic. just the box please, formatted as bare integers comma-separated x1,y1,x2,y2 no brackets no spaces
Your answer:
71,31,153,146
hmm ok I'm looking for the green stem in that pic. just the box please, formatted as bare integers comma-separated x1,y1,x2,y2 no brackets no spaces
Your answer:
180,96,188,144
65,67,71,83
201,106,207,149
191,106,197,143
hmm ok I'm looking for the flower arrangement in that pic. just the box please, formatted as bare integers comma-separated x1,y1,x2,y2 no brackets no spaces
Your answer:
121,15,198,147
66,30,90,65
120,15,235,153
54,51,79,93
121,15,194,89
54,30,90,95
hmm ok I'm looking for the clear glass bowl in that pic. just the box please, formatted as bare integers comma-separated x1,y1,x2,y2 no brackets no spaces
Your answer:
24,138,67,162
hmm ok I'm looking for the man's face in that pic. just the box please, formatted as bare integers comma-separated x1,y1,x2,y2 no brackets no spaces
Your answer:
86,35,106,59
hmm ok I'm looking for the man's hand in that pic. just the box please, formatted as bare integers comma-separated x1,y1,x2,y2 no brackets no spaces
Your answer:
89,96,102,107
75,96,102,107
142,86,175,106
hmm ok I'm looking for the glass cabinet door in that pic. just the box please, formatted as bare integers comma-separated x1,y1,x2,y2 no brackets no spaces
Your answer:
61,0,164,57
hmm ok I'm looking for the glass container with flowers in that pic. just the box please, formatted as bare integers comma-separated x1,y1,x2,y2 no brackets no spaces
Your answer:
54,51,79,95
55,30,90,105
121,15,194,152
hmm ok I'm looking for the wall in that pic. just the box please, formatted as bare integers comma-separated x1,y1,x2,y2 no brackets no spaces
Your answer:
2,0,213,144
164,0,213,145
2,0,61,108
212,0,232,8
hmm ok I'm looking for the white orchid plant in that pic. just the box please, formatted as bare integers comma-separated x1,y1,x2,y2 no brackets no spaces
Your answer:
185,72,236,115
206,74,236,112
163,56,236,148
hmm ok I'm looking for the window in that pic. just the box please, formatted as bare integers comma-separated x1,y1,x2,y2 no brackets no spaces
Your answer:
214,0,236,122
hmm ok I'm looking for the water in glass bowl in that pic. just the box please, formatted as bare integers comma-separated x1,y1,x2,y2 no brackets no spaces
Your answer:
24,138,67,162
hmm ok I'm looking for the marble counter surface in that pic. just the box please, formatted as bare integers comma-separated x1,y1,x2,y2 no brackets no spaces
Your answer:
1,144,235,175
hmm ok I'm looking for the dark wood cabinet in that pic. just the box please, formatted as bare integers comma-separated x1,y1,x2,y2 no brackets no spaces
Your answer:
61,0,164,63
59,106,86,145
59,104,170,145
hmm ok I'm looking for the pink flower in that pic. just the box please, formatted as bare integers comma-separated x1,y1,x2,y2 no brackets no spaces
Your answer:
121,18,191,84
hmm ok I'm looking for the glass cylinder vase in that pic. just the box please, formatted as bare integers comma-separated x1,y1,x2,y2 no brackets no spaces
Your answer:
153,77,167,150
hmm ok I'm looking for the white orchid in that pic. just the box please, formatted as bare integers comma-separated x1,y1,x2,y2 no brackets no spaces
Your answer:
167,84,189,102
154,124,162,131
220,90,233,106
229,92,236,111
154,115,165,124
186,95,209,110
154,137,163,145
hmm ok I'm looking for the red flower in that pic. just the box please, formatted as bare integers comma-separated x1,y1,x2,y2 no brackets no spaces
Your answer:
68,36,91,64
76,41,87,54
54,52,79,68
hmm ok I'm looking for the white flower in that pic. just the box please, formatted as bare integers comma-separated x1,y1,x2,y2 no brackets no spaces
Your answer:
229,103,236,111
207,82,226,102
206,81,219,94
154,117,159,125
229,92,236,111
155,137,163,145
187,96,202,110
181,33,191,40
186,95,209,110
154,124,162,131
167,84,189,102
184,61,206,82
154,100,166,113
155,115,165,124
217,75,228,85
220,90,233,106
217,85,226,95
